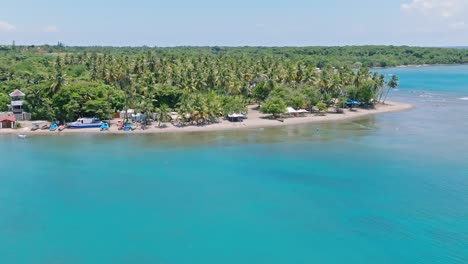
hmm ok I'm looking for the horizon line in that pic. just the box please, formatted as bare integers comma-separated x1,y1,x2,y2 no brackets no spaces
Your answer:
2,43,468,49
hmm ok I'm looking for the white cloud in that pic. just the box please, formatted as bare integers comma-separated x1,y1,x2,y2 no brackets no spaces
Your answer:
401,0,468,30
0,20,16,32
43,25,59,33
401,0,466,17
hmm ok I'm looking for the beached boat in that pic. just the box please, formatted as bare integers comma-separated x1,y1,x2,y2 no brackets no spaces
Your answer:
117,120,123,130
123,123,135,131
100,122,109,131
346,100,362,107
50,124,58,131
58,125,66,131
32,121,48,131
67,118,103,129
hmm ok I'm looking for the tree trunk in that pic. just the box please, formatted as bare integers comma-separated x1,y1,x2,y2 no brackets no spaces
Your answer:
382,88,391,104
378,86,386,103
124,94,130,123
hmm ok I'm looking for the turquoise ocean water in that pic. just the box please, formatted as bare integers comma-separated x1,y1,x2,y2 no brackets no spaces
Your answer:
1,66,467,263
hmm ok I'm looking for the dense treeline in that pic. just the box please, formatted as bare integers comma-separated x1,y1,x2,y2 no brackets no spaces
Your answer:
3,45,467,67
2,44,453,123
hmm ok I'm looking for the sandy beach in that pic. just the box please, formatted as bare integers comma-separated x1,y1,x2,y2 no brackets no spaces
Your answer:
0,101,413,136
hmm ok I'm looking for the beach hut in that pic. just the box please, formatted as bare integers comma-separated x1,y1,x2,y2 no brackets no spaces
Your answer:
0,116,16,129
120,109,135,120
131,113,146,122
227,113,245,122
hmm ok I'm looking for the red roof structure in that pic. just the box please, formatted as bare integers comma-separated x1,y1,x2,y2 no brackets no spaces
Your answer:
0,116,16,122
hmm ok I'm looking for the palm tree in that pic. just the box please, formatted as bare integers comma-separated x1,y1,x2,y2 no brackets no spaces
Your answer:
49,70,66,95
383,75,399,103
190,94,210,125
114,70,133,122
372,73,385,102
135,97,154,127
90,64,98,81
205,92,223,122
354,67,370,87
155,104,171,127
177,93,194,126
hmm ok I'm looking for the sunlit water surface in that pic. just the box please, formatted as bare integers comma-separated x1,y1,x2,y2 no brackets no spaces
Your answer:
0,65,467,263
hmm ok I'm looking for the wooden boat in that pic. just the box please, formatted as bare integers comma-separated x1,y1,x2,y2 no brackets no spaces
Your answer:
31,123,40,131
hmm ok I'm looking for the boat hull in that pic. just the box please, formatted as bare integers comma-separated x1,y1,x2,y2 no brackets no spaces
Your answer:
67,123,103,129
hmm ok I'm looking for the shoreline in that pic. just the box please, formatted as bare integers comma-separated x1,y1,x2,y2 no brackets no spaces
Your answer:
1,101,413,136
372,63,468,70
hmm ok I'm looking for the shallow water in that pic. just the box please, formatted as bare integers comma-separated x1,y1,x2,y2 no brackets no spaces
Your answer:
0,66,467,263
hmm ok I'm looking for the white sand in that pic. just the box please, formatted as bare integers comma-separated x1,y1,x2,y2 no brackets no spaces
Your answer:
0,101,413,136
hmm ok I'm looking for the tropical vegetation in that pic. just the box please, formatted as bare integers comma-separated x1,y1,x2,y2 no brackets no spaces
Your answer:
3,44,455,123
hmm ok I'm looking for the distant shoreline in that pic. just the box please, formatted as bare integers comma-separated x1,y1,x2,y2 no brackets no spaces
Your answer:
1,101,414,136
372,63,468,70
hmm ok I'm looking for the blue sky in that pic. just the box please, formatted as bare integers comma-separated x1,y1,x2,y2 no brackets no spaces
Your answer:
1,0,467,46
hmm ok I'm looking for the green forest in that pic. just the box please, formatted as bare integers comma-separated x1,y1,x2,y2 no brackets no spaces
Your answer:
1,45,465,123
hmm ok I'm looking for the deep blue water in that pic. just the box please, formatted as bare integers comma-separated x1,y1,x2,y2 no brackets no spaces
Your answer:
0,66,468,263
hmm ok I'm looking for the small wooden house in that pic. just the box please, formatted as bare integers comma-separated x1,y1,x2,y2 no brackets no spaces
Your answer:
0,116,16,129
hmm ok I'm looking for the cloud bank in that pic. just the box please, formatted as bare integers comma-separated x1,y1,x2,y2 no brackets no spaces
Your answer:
0,21,16,32
401,0,468,29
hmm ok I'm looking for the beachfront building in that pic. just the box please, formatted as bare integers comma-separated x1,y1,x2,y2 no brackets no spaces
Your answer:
8,89,31,121
0,116,16,129
119,109,146,122
119,109,135,120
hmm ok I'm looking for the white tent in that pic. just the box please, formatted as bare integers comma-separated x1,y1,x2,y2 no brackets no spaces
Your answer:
286,107,309,115
286,107,298,113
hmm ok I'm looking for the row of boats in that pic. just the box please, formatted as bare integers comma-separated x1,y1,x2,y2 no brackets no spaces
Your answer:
22,118,111,138
32,118,109,131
